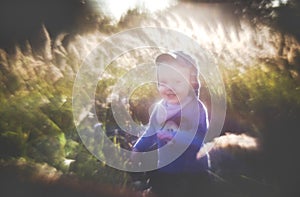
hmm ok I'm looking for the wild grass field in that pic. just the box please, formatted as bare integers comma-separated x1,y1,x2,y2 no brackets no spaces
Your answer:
1,1,300,197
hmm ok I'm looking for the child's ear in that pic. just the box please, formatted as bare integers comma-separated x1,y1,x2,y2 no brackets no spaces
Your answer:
190,73,200,89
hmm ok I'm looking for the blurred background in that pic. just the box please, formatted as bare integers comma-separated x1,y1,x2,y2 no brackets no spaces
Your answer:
0,0,299,196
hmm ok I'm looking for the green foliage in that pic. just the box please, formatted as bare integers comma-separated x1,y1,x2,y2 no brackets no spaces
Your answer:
225,62,300,125
0,67,20,95
0,131,26,158
64,139,80,159
69,145,131,186
0,9,299,194
40,97,75,138
0,91,68,167
0,42,134,189
129,83,160,124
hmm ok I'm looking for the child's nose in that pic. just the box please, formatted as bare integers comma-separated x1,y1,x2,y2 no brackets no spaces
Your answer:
166,86,176,92
159,83,175,92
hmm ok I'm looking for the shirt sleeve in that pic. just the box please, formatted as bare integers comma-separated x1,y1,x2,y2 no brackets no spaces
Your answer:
133,128,157,152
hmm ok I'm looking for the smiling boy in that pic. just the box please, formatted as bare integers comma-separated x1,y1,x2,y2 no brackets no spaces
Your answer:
131,50,210,196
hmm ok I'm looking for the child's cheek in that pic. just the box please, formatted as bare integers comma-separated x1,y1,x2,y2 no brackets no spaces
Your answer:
157,86,165,94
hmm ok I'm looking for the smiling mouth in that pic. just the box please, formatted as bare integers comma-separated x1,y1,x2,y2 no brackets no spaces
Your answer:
166,93,177,98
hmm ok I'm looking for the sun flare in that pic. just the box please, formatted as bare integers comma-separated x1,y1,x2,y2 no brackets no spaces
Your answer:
95,0,175,22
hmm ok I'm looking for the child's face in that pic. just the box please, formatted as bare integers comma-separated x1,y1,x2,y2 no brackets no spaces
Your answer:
157,64,191,104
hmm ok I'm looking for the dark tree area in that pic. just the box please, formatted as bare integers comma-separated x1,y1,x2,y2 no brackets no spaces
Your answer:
0,0,101,53
181,0,300,41
1,0,299,54
274,1,300,40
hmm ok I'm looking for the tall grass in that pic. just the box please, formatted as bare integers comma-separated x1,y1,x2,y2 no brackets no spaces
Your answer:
0,26,131,188
0,4,300,196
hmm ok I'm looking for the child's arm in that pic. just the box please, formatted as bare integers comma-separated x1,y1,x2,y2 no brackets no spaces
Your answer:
172,130,205,148
130,123,158,165
133,131,157,152
132,103,160,152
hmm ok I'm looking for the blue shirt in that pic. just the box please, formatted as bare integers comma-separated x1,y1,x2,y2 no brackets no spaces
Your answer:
133,96,209,173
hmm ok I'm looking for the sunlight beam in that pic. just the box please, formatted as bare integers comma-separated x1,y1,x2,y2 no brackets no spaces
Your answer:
94,0,176,22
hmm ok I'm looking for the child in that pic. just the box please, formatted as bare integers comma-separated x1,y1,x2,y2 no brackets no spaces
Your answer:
131,50,210,196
